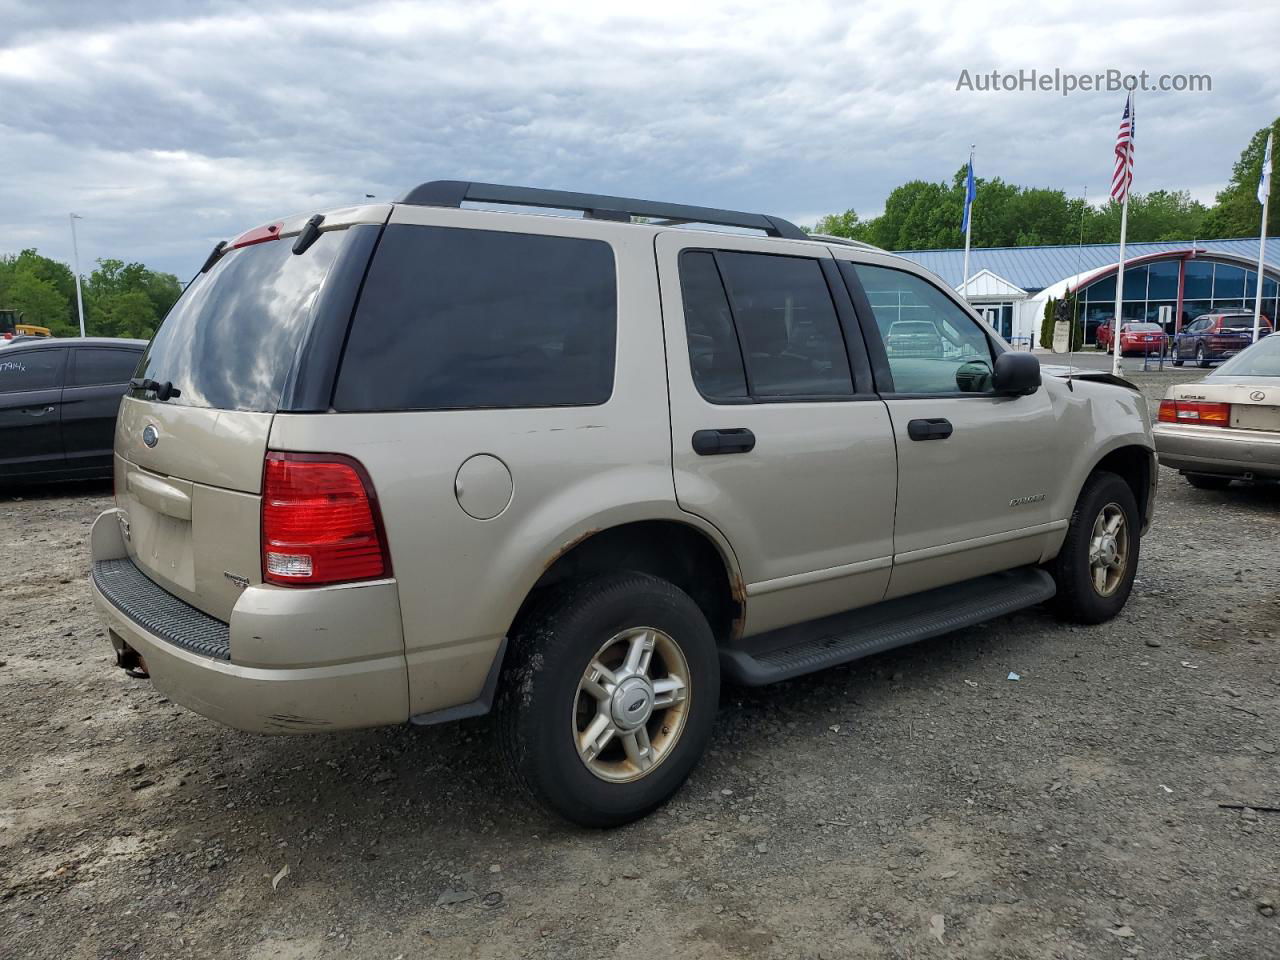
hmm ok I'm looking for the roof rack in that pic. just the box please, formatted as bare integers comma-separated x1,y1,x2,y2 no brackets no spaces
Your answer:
808,233,887,253
399,180,809,241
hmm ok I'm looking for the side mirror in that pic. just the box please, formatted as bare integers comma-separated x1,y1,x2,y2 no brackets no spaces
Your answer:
993,351,1041,396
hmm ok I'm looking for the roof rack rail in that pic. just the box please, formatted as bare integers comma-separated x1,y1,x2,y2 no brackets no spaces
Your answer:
808,233,887,253
399,180,809,241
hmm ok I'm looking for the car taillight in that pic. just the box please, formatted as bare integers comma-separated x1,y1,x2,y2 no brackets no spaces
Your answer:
261,452,389,587
1158,400,1231,426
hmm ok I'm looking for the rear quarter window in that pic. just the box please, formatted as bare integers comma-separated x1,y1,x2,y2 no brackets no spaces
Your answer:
333,225,617,411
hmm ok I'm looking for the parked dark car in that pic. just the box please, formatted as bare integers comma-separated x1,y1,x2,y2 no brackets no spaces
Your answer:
0,338,146,482
1172,313,1272,368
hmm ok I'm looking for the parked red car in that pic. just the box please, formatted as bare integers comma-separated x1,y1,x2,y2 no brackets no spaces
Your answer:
1096,320,1168,356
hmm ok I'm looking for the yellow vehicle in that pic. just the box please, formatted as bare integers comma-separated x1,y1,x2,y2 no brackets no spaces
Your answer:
0,309,53,341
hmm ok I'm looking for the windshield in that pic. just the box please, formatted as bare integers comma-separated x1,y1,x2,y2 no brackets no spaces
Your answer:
1209,336,1280,378
132,231,344,412
1126,323,1162,332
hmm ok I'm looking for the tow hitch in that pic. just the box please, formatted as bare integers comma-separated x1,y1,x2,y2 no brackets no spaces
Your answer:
109,630,150,680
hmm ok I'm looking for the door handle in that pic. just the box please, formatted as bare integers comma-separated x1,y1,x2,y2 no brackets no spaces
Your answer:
907,418,953,441
21,405,56,417
692,428,756,456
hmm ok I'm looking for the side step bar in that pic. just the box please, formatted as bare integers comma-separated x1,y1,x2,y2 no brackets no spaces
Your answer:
721,567,1056,686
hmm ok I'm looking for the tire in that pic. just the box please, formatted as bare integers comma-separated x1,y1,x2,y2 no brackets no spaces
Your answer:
1196,343,1209,368
1172,343,1184,366
1049,471,1141,625
497,572,719,828
1184,473,1232,490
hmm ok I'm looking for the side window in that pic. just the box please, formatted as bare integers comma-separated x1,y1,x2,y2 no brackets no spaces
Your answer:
70,348,142,386
0,349,65,393
678,252,747,400
848,263,995,395
334,225,616,411
716,253,854,398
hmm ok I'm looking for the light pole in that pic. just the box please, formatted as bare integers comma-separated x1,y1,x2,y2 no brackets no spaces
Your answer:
69,213,86,337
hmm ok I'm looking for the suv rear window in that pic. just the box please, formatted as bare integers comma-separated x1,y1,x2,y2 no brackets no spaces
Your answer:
132,231,345,412
1220,315,1255,330
333,225,616,411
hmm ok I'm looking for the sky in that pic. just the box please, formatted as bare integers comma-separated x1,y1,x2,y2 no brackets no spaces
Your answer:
2,0,1278,279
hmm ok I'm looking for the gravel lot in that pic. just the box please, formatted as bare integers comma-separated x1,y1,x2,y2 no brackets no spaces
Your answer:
2,367,1278,960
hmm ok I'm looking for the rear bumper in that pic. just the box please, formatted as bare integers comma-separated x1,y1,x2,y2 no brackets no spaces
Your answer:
89,509,411,734
1154,423,1280,480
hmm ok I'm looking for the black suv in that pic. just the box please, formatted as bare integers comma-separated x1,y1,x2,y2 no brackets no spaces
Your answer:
0,337,146,482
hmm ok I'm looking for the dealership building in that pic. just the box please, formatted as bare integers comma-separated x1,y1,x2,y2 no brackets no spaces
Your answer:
895,238,1280,346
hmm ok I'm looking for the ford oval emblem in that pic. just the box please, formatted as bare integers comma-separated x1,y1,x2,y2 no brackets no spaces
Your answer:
142,424,159,448
1250,390,1266,402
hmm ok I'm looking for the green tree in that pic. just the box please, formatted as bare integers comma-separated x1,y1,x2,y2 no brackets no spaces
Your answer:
812,209,869,240
84,258,180,339
1202,118,1280,238
4,270,72,334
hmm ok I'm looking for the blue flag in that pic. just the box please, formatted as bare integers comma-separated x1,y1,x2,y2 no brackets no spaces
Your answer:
962,156,976,233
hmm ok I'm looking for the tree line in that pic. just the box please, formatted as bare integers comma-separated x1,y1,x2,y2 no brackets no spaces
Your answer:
0,249,182,340
811,118,1280,251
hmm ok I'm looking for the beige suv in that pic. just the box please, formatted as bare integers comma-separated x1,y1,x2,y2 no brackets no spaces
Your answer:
90,181,1157,826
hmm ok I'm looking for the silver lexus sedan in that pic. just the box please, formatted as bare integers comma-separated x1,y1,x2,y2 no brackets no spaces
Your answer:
1155,333,1280,488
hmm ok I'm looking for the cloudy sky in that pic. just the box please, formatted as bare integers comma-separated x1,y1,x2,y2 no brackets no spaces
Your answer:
2,0,1277,279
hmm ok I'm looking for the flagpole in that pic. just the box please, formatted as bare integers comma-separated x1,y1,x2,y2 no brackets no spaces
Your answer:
961,144,974,300
1111,194,1129,377
1253,132,1273,344
1111,92,1133,378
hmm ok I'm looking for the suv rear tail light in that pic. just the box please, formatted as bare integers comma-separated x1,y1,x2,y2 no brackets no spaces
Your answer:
230,222,283,249
1158,400,1231,426
261,452,390,586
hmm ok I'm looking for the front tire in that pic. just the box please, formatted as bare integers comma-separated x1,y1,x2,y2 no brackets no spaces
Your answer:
1172,343,1184,366
1049,471,1140,624
498,572,719,827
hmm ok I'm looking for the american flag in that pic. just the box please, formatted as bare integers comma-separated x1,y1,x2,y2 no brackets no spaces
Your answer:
1111,93,1135,203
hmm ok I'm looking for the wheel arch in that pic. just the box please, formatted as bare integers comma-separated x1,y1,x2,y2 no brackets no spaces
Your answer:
1087,443,1156,533
510,518,746,649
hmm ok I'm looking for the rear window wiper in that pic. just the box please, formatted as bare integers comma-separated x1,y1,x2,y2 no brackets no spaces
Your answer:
130,377,182,401
199,240,227,274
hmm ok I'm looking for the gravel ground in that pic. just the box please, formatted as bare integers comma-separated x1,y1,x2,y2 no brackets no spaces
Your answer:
2,368,1278,960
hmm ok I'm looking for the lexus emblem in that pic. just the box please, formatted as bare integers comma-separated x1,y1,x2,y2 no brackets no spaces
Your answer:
1250,390,1266,402
142,424,159,448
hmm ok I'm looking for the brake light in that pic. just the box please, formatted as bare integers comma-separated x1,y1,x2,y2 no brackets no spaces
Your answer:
261,452,389,586
1158,400,1231,426
229,222,283,249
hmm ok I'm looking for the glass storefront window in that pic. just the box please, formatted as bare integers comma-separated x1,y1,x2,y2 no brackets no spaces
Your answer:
1084,274,1115,303
1181,300,1211,325
1122,264,1148,301
1184,261,1213,299
1147,260,1179,299
1213,264,1245,299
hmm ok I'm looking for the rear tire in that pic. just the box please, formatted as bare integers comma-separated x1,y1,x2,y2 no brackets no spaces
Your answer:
1196,343,1209,368
1184,473,1232,490
497,572,719,828
1049,471,1140,625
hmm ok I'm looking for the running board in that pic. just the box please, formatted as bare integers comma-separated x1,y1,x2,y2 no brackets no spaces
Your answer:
721,567,1056,686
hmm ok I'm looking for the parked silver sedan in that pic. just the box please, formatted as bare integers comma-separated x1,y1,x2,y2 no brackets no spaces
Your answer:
1155,334,1280,488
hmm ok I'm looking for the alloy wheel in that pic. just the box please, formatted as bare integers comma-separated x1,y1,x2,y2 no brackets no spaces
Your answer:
1087,503,1129,597
573,627,691,783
